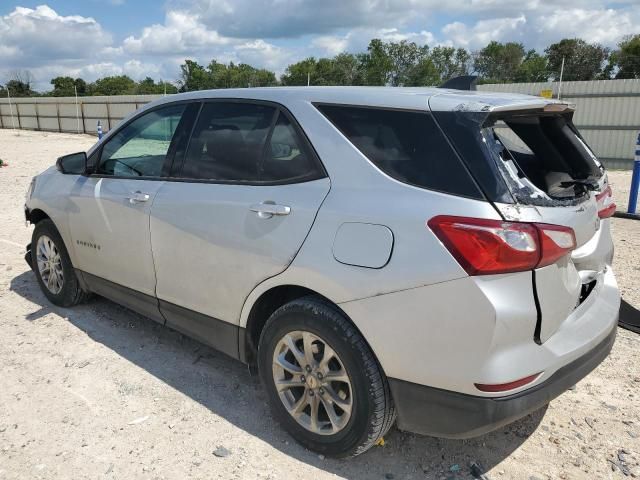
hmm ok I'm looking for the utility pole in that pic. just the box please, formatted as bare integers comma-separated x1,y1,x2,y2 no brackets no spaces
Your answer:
74,85,80,134
307,72,310,86
7,89,16,130
557,56,565,100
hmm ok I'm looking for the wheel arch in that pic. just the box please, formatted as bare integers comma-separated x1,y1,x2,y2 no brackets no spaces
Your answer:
26,207,51,225
239,282,383,375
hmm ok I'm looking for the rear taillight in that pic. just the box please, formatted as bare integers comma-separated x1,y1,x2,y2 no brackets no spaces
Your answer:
596,185,616,219
427,216,576,275
536,223,577,267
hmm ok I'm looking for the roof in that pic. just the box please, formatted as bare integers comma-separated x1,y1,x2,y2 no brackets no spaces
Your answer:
145,86,567,113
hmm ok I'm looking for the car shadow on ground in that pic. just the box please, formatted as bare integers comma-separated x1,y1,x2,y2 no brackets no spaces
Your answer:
10,270,546,479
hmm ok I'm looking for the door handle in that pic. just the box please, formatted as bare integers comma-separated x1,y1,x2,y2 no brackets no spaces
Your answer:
250,202,291,218
127,191,150,204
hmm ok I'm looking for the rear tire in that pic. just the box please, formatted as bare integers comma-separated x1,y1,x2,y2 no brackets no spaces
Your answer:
258,296,395,457
31,219,88,307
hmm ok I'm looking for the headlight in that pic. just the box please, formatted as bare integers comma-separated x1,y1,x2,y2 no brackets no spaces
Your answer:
26,177,36,202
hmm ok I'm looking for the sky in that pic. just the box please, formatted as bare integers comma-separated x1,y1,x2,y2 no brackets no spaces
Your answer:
1,0,638,90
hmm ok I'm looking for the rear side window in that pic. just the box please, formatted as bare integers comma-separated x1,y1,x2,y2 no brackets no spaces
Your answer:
262,113,319,182
179,102,324,183
181,102,275,181
316,105,482,199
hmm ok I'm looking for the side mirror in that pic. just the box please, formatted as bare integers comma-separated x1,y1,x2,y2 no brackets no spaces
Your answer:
271,142,292,159
56,152,87,175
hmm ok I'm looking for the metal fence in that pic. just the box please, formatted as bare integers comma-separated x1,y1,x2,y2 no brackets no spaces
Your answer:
0,94,162,136
478,79,640,170
2,79,640,169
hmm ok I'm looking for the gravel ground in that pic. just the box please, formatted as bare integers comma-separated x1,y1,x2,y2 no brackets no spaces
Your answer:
0,129,639,480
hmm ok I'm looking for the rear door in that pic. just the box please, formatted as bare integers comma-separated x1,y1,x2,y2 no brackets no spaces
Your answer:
431,99,610,342
149,100,329,350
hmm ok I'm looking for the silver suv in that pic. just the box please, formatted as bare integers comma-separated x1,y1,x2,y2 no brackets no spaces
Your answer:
24,86,620,457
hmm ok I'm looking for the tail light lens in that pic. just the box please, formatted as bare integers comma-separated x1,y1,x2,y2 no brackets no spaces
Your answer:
536,224,577,267
475,372,541,392
428,216,576,275
596,185,616,219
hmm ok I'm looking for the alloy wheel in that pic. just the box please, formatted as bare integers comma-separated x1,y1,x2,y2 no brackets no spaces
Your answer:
272,330,353,435
36,235,64,294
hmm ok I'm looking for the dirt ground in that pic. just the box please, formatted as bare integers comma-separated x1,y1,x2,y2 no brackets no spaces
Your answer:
0,129,639,480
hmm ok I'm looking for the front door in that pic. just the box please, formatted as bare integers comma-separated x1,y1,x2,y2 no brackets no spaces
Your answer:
149,101,329,349
67,103,187,310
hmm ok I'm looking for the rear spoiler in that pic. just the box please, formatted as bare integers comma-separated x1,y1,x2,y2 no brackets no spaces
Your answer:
439,75,478,91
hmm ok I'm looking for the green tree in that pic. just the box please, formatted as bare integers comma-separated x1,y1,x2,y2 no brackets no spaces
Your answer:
281,57,319,85
430,46,471,83
609,34,640,79
405,57,440,86
331,53,363,85
515,50,548,82
474,41,525,83
360,39,394,85
359,39,433,86
179,59,276,90
5,79,34,97
88,75,136,95
179,60,212,91
5,70,35,97
50,76,87,96
544,38,609,81
385,41,430,86
136,77,178,94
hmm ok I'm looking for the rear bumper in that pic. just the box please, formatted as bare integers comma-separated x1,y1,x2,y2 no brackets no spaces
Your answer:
389,324,617,438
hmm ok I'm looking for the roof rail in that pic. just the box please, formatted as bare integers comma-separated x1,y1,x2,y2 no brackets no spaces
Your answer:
439,75,478,91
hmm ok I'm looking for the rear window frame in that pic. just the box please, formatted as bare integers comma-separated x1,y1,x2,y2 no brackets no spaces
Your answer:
314,102,485,201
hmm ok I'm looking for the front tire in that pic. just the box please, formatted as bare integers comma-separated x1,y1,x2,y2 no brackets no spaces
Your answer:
31,219,87,307
258,296,395,457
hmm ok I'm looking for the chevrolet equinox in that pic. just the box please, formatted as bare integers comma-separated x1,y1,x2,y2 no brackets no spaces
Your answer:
24,86,620,457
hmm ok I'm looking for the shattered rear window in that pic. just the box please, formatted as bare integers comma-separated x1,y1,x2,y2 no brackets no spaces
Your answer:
483,114,602,205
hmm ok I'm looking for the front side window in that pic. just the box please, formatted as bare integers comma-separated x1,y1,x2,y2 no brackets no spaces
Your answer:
316,105,482,198
97,104,186,177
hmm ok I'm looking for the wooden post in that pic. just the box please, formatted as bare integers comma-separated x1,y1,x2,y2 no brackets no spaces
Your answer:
34,100,40,131
16,102,22,129
80,101,86,133
105,101,111,131
56,102,61,132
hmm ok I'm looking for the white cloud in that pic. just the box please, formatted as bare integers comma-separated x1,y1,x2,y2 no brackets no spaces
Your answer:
1,1,638,91
442,15,527,49
123,10,229,56
533,8,637,47
0,5,113,63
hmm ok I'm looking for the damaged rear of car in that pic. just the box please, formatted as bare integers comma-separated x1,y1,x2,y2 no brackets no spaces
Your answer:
431,94,617,344
384,93,620,438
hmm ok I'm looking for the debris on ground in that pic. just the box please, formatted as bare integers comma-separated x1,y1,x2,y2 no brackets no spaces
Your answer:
212,446,231,458
127,416,149,425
